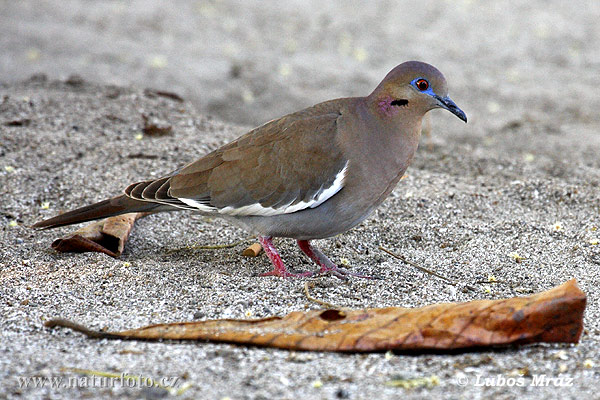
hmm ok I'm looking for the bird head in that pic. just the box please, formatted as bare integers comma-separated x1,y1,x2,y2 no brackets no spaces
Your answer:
369,61,467,123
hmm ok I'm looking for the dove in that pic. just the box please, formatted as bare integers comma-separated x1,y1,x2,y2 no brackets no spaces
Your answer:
34,61,467,279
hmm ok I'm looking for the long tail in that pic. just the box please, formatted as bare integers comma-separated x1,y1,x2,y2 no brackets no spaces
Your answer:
32,195,163,229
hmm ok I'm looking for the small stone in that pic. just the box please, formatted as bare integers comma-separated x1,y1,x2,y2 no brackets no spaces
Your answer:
559,363,568,373
486,101,500,114
553,350,568,360
279,63,292,77
193,311,205,320
149,55,168,69
241,89,254,104
353,47,368,62
26,48,41,61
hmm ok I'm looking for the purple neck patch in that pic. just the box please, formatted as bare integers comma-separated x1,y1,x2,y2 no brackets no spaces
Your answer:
377,96,400,117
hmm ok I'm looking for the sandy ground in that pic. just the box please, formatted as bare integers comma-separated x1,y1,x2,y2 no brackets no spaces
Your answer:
1,1,600,399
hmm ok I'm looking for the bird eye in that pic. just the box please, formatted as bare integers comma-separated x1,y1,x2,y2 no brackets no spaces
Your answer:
415,79,429,91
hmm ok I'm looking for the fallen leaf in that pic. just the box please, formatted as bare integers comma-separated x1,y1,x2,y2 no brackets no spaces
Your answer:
142,114,172,137
45,280,585,352
65,74,85,87
127,153,159,160
51,213,148,257
143,89,184,102
4,119,31,127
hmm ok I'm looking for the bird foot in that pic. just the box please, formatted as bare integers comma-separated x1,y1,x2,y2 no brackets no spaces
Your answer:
257,237,375,280
315,265,375,280
258,236,312,279
297,240,374,280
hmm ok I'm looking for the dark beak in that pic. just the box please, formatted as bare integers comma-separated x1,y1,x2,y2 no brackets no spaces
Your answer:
435,95,467,123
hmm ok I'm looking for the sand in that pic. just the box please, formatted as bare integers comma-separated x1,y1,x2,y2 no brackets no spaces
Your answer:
1,1,600,399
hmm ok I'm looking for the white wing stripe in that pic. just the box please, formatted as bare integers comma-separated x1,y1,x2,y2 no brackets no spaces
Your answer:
180,161,349,217
178,198,217,212
308,162,348,210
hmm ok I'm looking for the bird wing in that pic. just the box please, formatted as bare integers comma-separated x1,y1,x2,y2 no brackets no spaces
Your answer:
125,101,349,216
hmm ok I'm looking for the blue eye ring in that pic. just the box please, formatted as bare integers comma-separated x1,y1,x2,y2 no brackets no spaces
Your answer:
414,78,429,91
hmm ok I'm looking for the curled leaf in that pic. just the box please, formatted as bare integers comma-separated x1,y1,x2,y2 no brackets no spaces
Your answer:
51,212,148,257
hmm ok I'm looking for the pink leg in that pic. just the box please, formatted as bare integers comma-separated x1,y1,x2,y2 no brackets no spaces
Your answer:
258,236,312,278
297,240,373,280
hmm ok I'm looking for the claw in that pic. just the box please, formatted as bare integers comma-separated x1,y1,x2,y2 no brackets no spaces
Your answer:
297,240,374,280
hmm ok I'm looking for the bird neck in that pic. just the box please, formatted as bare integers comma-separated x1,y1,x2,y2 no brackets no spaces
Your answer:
336,98,424,213
355,98,424,173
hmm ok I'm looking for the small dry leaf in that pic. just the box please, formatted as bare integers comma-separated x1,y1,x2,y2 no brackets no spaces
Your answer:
45,280,585,352
4,119,31,127
51,213,148,257
142,114,172,137
143,89,184,102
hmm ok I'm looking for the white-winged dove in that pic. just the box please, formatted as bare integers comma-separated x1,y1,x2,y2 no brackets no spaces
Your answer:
34,61,466,279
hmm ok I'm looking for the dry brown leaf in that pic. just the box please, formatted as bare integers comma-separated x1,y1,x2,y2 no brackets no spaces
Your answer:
4,118,32,127
142,114,172,136
51,212,147,257
143,88,184,102
45,280,585,352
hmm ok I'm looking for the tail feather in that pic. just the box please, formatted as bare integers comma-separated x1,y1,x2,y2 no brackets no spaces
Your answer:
32,195,162,229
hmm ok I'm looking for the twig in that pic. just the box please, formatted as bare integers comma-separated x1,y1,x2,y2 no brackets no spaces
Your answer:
189,240,245,250
165,238,250,253
304,282,340,309
378,246,476,292
474,280,511,285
